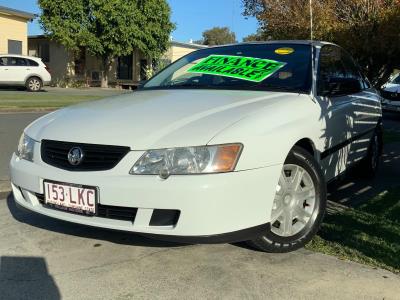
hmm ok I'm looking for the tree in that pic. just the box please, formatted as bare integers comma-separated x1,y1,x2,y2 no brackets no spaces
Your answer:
242,0,400,85
243,29,266,42
201,27,236,45
39,0,175,87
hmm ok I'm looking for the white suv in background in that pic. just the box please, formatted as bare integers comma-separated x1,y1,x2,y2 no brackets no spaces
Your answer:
0,55,51,91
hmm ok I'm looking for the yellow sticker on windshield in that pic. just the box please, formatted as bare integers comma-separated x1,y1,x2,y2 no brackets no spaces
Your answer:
275,48,294,55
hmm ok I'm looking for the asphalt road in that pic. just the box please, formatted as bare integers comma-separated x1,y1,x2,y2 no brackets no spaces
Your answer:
0,112,43,182
1,111,400,299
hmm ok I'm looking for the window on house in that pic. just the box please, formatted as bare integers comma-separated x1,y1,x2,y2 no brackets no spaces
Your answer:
117,55,133,80
8,40,22,55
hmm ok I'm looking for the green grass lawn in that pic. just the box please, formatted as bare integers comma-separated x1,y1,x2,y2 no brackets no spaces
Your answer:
307,188,400,274
0,92,102,109
0,88,129,110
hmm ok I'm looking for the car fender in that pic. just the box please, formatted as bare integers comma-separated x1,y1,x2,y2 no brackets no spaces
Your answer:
24,73,44,84
208,95,325,171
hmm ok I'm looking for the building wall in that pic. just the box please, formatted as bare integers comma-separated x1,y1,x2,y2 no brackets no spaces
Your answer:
0,14,28,55
85,53,118,84
170,45,199,62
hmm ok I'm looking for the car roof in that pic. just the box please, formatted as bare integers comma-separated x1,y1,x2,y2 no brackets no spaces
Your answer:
206,40,337,49
0,54,42,60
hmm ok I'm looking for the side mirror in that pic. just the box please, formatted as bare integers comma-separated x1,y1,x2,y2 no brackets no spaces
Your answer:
321,77,361,96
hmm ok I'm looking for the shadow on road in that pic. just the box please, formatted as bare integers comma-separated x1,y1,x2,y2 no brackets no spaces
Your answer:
0,256,60,300
327,141,400,207
6,193,186,249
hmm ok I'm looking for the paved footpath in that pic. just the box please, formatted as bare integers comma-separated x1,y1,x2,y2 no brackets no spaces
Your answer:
1,194,400,300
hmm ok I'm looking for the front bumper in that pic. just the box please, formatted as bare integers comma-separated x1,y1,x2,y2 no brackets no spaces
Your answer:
10,152,281,243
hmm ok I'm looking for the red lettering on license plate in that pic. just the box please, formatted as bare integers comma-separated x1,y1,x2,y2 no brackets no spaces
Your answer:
44,181,97,215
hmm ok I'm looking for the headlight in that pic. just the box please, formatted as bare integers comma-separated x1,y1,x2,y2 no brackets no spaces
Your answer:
130,144,243,176
16,133,36,162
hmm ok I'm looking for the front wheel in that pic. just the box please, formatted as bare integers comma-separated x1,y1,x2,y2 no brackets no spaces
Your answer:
247,146,326,253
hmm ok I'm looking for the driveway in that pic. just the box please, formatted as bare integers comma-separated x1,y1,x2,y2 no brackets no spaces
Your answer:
1,194,400,300
328,113,400,207
1,112,400,299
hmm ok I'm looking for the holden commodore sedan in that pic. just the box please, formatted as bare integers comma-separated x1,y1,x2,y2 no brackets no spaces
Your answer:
10,41,382,252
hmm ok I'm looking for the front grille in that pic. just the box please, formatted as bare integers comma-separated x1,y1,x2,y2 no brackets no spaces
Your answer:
37,193,137,222
41,140,130,171
97,204,138,222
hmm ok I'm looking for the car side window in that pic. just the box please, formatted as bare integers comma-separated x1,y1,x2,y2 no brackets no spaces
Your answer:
341,51,367,90
0,57,6,66
317,46,347,96
16,58,27,66
6,57,27,66
317,46,362,97
27,59,39,67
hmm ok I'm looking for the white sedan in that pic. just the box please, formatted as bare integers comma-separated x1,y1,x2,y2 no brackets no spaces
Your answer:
10,41,382,252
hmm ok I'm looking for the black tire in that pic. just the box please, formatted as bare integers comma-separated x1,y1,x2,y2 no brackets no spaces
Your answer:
358,126,383,178
247,146,327,253
25,77,43,92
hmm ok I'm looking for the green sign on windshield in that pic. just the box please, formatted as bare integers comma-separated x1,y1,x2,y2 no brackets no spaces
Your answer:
187,55,286,82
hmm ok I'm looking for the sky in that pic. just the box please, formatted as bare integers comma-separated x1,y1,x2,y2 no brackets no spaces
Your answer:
0,0,259,42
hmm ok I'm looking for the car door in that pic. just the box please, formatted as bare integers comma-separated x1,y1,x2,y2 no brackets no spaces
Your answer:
5,57,29,84
340,51,381,165
316,45,357,181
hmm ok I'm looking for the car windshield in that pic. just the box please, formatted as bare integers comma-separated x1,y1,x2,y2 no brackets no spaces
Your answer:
142,43,312,94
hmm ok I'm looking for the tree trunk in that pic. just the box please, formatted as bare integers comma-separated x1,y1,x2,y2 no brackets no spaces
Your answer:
101,56,111,88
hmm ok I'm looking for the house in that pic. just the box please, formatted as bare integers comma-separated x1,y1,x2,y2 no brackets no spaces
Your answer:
0,6,35,55
28,35,207,87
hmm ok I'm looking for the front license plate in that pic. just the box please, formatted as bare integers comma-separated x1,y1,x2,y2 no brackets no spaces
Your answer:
44,181,97,215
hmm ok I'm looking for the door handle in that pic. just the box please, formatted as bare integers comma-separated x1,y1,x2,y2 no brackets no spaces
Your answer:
26,68,31,70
